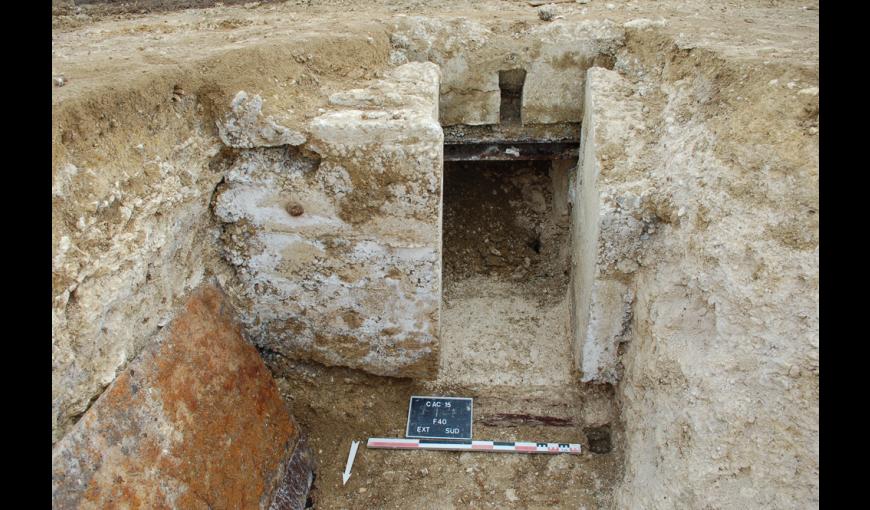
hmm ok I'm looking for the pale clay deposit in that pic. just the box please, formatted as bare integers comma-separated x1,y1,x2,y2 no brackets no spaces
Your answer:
52,1,818,508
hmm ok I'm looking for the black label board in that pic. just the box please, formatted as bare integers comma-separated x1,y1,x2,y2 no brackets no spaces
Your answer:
406,396,473,440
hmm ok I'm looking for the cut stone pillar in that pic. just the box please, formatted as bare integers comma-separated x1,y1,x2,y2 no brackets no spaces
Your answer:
52,284,314,509
570,67,648,383
521,21,624,124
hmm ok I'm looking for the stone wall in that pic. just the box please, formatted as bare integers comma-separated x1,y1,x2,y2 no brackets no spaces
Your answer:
388,17,623,126
213,62,444,378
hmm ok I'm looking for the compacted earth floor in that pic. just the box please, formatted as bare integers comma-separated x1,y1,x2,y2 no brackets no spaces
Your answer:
269,359,622,509
440,160,573,388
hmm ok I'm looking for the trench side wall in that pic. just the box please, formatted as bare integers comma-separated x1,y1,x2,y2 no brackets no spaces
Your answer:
596,31,818,507
51,85,227,445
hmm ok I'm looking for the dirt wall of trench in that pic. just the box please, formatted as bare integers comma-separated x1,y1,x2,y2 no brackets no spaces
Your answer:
586,29,819,508
51,27,396,444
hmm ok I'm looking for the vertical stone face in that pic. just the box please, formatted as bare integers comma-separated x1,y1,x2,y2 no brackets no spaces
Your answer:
214,62,444,378
570,67,647,383
389,17,500,126
52,284,313,509
522,21,624,125
388,17,623,127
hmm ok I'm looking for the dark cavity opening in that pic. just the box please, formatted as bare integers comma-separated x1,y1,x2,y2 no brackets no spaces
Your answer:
584,425,613,454
304,472,317,508
499,69,526,126
442,159,568,289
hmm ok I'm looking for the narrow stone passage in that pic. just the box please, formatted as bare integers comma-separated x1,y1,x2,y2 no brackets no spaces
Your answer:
440,160,574,388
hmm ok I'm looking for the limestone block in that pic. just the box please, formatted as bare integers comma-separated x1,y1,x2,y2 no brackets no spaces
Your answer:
579,278,634,383
389,16,499,126
52,284,313,509
570,67,649,383
219,91,307,148
523,21,624,124
440,72,500,126
214,62,444,378
388,17,623,127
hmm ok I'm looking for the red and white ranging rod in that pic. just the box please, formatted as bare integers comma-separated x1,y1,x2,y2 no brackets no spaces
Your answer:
367,438,581,455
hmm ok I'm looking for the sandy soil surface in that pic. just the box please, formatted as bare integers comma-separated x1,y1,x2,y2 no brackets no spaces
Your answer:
441,161,574,387
51,0,818,198
52,0,818,99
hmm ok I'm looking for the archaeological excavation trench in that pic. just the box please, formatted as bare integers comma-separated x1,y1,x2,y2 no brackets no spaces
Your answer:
52,5,819,509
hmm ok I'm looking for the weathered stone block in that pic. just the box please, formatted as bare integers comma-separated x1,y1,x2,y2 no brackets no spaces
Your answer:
388,17,623,127
389,17,499,126
522,21,624,124
219,91,307,148
570,67,648,383
214,62,443,378
579,278,634,382
52,284,313,509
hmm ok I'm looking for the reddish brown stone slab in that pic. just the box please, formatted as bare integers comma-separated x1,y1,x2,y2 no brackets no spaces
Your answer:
52,284,314,509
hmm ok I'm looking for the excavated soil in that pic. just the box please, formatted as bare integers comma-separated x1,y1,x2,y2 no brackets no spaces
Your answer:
441,161,574,387
442,161,569,291
268,358,621,510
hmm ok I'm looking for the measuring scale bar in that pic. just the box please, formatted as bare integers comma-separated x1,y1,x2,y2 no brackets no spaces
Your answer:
367,438,581,454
